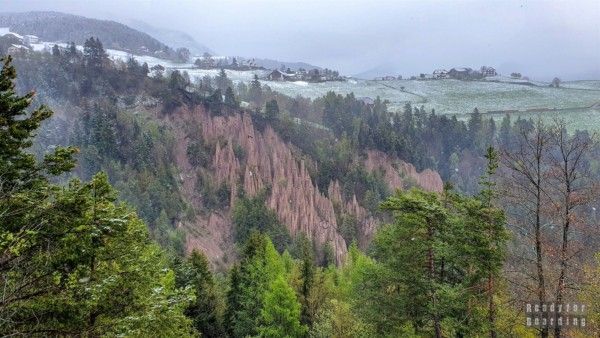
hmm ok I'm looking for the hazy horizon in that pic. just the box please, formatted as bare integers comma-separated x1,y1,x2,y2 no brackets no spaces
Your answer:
2,0,599,81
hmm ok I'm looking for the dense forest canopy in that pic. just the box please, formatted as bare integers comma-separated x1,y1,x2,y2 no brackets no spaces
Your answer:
1,32,599,338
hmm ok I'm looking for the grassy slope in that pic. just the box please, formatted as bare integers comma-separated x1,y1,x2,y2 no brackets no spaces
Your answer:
123,55,599,130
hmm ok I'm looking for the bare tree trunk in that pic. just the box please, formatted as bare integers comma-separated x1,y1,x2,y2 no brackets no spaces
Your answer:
549,121,592,338
535,150,548,338
502,119,550,338
488,272,497,338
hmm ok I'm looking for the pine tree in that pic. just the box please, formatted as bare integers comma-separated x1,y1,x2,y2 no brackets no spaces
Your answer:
499,114,512,148
248,74,262,106
224,86,238,108
177,250,225,338
468,107,483,150
474,147,508,338
265,99,280,120
294,234,315,326
226,232,284,337
52,44,60,57
83,37,107,70
362,187,509,336
379,190,448,337
1,56,78,325
0,56,194,337
216,68,232,91
258,276,307,338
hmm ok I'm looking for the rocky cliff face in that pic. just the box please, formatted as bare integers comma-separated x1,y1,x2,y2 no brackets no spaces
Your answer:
364,150,443,193
169,106,443,266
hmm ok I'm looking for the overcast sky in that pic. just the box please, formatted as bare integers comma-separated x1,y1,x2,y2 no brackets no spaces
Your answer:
3,0,600,80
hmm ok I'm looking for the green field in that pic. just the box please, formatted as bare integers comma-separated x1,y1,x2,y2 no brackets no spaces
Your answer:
267,78,600,130
181,68,600,131
263,78,599,113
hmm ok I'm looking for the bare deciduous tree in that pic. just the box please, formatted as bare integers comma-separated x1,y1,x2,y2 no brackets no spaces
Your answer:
501,118,552,338
547,121,598,338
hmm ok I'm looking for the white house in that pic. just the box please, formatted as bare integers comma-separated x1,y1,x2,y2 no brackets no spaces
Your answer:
24,35,39,44
433,69,448,79
483,67,497,77
266,69,297,81
7,44,30,55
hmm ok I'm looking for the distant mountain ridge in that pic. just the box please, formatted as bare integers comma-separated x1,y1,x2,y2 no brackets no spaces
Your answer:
245,57,322,71
127,19,214,56
0,11,169,54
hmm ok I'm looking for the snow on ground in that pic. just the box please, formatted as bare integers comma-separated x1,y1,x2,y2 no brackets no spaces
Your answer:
262,78,600,114
29,38,600,129
185,68,270,83
561,80,600,90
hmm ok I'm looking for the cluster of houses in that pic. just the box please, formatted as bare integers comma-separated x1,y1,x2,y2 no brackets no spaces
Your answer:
194,54,267,71
0,27,39,55
266,68,344,83
373,66,498,81
432,66,497,79
373,75,402,81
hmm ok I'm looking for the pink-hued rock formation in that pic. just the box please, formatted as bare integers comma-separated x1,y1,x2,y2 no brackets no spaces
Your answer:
168,106,443,265
364,150,443,193
198,109,347,263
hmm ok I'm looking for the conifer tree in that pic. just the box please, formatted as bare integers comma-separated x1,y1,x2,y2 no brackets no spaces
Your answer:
226,232,284,337
0,55,194,337
1,56,78,323
477,146,507,338
177,250,225,338
297,234,315,326
224,86,238,108
265,99,280,120
83,37,107,70
258,276,307,338
248,74,263,106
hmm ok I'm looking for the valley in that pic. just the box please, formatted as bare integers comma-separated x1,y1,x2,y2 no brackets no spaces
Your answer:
1,5,599,337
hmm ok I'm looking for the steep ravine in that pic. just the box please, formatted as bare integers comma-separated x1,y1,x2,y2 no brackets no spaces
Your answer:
168,106,443,266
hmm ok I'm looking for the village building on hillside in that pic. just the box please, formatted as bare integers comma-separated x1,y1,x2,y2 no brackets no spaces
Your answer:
374,75,396,81
447,67,488,80
265,67,344,83
296,68,307,77
481,66,497,77
266,69,297,81
433,69,448,79
448,67,473,79
23,35,39,45
7,44,30,55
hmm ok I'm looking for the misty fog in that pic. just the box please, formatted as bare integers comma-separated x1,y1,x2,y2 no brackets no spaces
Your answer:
3,0,599,80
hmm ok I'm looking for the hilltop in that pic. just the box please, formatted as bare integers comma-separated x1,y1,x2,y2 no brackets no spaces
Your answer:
0,11,169,54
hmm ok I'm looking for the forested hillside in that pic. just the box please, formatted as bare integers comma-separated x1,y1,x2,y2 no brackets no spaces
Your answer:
1,34,600,337
0,11,169,54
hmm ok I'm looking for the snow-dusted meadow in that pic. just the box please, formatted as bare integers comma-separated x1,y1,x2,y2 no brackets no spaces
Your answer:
31,40,600,130
70,44,600,117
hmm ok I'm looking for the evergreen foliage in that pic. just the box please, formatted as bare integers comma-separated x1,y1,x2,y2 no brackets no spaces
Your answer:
232,193,291,252
0,56,194,336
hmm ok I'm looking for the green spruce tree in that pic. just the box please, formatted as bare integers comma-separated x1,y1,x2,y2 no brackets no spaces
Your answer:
258,276,307,338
